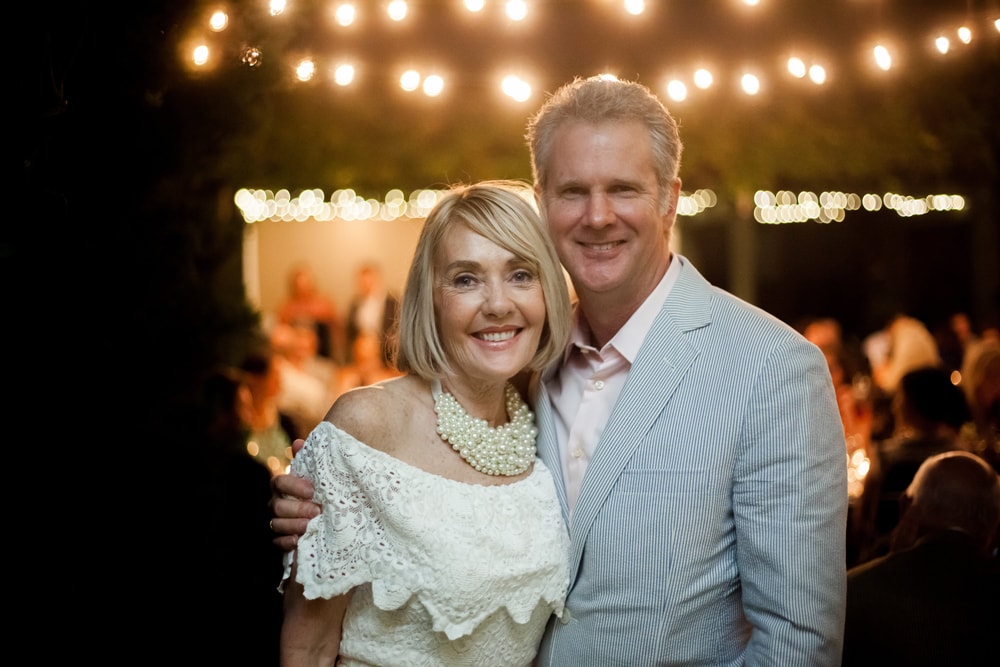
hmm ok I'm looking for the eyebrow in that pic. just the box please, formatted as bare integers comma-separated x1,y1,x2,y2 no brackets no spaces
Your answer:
444,256,530,273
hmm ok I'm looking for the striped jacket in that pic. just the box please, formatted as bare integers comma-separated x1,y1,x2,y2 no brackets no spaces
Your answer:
534,256,847,667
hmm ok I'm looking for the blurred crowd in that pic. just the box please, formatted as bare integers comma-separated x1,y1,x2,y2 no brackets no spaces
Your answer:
796,311,1000,567
239,262,403,476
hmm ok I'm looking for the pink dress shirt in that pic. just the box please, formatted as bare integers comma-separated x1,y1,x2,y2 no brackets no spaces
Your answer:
546,256,682,517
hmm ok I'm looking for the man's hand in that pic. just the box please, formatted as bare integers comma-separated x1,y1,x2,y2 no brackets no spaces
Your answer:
269,438,320,552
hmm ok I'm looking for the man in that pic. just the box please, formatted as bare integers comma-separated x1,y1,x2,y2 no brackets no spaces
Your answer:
843,450,1000,666
271,76,848,665
344,262,400,368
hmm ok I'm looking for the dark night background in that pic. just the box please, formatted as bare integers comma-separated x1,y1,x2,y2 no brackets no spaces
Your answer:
16,1,999,660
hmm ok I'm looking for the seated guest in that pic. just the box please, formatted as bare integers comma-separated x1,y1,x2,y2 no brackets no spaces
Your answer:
856,365,971,561
843,450,1000,667
277,263,341,360
269,321,338,437
239,339,300,475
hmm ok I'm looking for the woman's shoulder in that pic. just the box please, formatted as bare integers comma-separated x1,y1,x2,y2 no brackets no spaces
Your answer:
325,374,430,451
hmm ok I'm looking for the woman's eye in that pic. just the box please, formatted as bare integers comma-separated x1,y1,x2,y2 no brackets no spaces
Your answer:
512,269,534,283
453,274,476,287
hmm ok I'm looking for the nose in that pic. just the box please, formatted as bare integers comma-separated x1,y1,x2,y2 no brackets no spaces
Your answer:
482,282,514,318
585,192,613,228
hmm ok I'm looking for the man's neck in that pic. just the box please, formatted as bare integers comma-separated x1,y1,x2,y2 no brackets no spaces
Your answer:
577,300,635,349
576,254,672,348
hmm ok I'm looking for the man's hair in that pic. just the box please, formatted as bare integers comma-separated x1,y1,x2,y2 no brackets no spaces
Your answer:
898,366,971,431
394,180,572,379
525,75,683,200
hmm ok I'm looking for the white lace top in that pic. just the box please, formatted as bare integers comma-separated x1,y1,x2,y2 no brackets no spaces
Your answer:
282,421,570,667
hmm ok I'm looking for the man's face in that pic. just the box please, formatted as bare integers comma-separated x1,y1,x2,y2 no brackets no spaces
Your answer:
536,119,678,306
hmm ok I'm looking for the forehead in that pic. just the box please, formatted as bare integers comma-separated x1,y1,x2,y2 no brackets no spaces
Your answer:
435,223,516,266
546,120,655,184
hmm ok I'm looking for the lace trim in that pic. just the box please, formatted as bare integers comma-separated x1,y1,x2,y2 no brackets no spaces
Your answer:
282,421,569,640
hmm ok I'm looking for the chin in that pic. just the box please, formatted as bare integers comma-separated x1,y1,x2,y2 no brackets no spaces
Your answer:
475,358,534,383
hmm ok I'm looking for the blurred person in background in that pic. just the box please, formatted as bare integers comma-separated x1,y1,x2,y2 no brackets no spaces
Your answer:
334,330,404,396
239,338,301,475
960,338,1000,472
192,368,285,665
934,310,979,375
843,450,999,667
278,263,342,361
863,314,942,445
801,316,875,564
270,321,340,438
867,314,941,397
855,365,971,563
344,261,400,368
802,316,874,456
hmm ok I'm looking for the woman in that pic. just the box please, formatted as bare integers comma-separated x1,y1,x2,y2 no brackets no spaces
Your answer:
280,181,573,666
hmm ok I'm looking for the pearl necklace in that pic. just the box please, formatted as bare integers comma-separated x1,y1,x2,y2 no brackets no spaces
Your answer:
433,380,538,476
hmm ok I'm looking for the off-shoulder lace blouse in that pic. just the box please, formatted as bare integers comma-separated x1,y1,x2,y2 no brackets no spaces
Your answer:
282,421,570,667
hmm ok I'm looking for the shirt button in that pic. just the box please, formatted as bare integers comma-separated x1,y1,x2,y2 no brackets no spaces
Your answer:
572,448,585,459
594,380,606,390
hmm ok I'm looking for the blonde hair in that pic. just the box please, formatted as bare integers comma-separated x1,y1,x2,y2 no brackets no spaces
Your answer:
394,180,572,379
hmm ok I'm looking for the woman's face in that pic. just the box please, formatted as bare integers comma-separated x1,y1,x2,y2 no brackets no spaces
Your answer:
433,222,547,392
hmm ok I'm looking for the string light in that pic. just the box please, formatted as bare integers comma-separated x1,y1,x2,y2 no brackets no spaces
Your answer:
235,185,965,226
506,0,528,21
665,79,687,102
787,57,807,78
873,44,892,71
740,73,761,95
208,11,227,32
334,3,356,26
624,0,645,16
808,64,826,84
753,190,965,225
387,1,408,22
196,3,990,225
236,187,718,224
332,64,355,86
233,188,965,225
186,4,1000,102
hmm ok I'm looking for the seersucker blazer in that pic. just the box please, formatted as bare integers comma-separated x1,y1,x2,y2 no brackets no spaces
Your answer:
533,256,847,667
